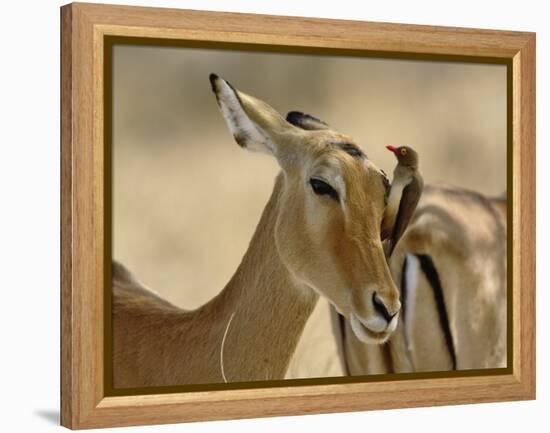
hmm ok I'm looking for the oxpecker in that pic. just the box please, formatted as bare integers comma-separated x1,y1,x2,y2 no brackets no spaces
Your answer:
381,145,424,257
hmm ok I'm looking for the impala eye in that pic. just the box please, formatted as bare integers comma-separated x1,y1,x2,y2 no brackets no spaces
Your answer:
309,178,339,201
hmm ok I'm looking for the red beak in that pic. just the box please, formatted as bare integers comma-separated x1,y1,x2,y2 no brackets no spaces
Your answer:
386,145,397,154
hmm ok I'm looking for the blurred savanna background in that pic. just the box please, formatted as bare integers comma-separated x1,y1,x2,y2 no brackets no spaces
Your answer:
112,44,506,379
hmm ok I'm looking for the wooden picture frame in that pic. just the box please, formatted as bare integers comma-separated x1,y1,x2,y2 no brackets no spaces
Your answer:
60,2,535,429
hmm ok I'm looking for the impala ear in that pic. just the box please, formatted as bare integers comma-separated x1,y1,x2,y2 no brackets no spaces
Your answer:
209,73,297,156
286,111,329,131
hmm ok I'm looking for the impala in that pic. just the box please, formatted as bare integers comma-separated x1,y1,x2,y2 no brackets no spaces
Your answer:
331,184,507,374
112,74,401,387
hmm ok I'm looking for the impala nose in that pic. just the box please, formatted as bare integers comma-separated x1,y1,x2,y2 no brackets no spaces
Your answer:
373,292,400,323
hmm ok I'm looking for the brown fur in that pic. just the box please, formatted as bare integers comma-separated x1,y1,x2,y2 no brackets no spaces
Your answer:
113,177,319,386
339,184,507,374
113,76,399,387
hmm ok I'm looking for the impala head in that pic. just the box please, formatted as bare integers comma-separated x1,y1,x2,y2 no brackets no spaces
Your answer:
210,74,400,343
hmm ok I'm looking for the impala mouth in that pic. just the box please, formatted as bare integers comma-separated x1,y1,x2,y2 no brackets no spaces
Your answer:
350,313,397,344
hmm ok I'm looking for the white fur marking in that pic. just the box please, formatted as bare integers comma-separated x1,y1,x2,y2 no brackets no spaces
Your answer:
361,315,388,333
334,175,347,202
387,314,399,334
350,314,372,343
220,312,236,383
309,163,347,204
350,314,389,344
216,79,274,154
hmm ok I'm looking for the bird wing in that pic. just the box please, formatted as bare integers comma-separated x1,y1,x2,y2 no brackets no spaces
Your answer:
388,174,424,256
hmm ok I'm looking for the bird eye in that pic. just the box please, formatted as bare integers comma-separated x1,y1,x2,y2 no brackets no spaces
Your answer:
309,178,339,201
400,148,407,156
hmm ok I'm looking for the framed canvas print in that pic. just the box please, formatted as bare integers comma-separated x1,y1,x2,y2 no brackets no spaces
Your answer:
60,2,536,429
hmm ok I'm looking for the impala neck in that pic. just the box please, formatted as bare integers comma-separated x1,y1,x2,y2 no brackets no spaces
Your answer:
207,173,319,382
